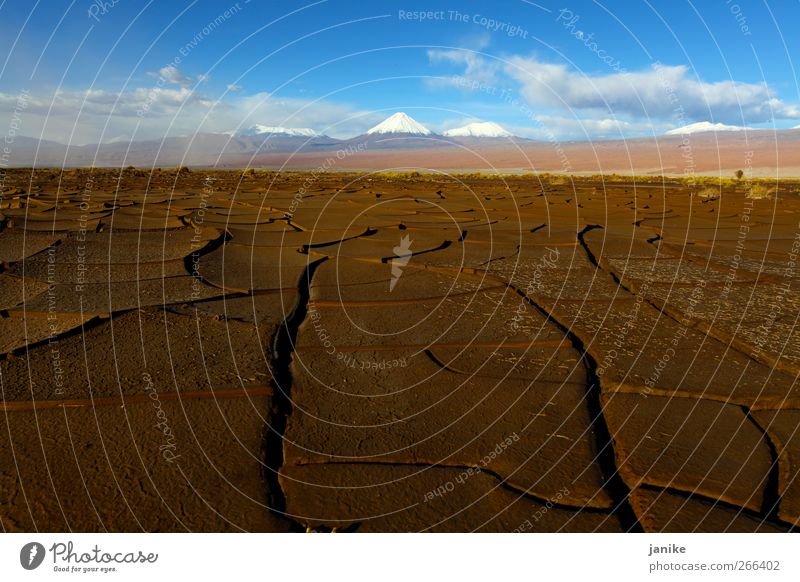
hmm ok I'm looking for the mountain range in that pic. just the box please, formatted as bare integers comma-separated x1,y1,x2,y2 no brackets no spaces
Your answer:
6,112,800,176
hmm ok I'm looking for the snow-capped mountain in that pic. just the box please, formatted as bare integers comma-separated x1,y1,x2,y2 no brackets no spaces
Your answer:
366,112,432,135
665,121,747,135
238,124,322,138
444,121,513,138
104,134,133,144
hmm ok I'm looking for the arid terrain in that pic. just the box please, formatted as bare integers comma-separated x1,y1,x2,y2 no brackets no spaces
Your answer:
1,168,799,532
12,129,800,178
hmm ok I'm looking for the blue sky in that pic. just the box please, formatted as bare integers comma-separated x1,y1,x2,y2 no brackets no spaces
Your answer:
1,0,799,143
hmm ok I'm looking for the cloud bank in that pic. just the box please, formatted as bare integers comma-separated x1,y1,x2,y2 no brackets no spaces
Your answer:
0,66,380,144
428,48,800,136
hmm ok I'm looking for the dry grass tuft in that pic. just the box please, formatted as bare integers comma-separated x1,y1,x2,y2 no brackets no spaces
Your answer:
746,184,774,199
696,187,720,200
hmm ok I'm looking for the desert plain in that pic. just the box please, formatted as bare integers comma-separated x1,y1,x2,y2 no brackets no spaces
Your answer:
1,168,799,533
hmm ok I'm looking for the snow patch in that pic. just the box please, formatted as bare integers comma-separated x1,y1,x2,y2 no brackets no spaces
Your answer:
665,121,747,135
367,112,432,135
444,121,514,138
238,125,322,137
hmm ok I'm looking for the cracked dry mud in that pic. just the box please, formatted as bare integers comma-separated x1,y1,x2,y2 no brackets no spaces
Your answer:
1,168,799,532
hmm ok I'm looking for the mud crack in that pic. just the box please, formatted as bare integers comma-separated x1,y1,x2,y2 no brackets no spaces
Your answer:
262,257,327,531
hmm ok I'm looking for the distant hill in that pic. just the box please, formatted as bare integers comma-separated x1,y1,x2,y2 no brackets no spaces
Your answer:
7,123,800,177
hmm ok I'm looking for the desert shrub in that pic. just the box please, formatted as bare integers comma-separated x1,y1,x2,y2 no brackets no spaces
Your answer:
548,175,571,186
686,175,738,189
696,186,720,200
746,184,773,199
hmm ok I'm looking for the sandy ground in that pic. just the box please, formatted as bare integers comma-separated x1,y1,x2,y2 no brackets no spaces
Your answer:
220,131,800,179
1,168,798,532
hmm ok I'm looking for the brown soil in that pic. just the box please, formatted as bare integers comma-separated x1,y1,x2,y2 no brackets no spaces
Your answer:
1,168,798,532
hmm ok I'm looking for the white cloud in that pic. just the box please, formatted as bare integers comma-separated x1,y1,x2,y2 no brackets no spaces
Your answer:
426,48,501,91
0,87,213,118
527,115,670,139
147,65,193,87
428,50,800,125
505,57,800,122
0,86,380,144
227,83,242,92
231,92,381,137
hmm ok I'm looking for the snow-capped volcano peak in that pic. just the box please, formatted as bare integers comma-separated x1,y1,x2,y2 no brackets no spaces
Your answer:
367,112,431,135
238,125,321,138
444,121,513,138
665,121,746,135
